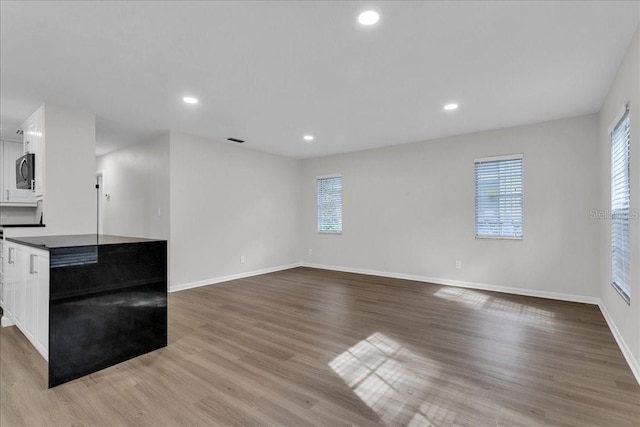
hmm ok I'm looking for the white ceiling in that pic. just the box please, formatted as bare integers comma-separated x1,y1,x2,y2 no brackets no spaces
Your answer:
1,1,638,158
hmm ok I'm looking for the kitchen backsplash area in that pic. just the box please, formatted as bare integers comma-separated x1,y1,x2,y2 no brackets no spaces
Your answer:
0,205,39,225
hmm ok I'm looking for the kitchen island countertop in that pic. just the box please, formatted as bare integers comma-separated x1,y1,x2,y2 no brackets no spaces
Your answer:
6,234,163,250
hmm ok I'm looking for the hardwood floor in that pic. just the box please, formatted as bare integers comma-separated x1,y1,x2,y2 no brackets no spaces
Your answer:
1,267,639,426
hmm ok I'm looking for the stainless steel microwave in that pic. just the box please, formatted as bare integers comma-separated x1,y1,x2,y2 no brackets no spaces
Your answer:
16,153,35,189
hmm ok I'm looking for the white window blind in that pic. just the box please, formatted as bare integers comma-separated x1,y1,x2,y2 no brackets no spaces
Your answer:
317,175,342,233
611,109,630,303
475,155,523,239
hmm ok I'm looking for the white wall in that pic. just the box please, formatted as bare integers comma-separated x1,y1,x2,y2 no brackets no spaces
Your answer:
4,104,96,238
96,134,170,240
301,114,600,301
597,28,640,380
169,132,301,290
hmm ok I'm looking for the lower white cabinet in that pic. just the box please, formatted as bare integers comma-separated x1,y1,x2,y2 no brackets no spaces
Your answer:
3,241,49,360
0,239,4,308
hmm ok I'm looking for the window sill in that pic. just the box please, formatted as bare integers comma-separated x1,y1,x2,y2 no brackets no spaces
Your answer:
475,235,523,241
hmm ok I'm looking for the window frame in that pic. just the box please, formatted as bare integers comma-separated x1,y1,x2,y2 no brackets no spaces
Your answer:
474,154,524,240
317,174,343,234
610,104,631,305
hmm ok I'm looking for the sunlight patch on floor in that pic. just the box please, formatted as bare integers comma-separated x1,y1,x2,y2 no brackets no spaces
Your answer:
433,287,489,308
433,287,557,332
486,298,556,332
329,332,446,425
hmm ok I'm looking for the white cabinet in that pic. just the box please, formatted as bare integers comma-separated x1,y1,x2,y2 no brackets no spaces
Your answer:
0,105,45,206
0,239,4,309
24,249,49,354
22,106,45,199
2,241,49,360
4,242,22,327
34,253,49,355
4,242,26,330
22,115,37,155
1,140,37,205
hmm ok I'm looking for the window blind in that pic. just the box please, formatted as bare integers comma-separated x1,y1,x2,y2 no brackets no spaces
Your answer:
611,109,630,303
475,155,523,239
317,175,342,233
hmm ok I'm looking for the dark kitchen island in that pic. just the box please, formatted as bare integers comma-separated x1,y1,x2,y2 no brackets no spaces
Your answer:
6,234,167,387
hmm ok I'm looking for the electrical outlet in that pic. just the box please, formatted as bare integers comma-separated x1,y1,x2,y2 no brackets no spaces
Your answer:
455,260,462,269
308,248,313,255
240,255,245,264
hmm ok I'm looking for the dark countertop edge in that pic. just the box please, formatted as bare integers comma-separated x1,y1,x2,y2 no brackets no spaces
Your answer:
6,234,166,251
6,237,54,251
1,224,46,227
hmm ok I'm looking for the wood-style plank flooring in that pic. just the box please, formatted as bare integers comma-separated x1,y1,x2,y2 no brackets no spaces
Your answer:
1,267,639,426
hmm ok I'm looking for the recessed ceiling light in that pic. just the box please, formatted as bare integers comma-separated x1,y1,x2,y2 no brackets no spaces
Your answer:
303,135,314,141
183,96,199,104
444,103,458,111
358,11,379,26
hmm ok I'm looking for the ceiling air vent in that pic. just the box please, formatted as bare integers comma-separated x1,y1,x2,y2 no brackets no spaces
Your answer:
227,138,245,144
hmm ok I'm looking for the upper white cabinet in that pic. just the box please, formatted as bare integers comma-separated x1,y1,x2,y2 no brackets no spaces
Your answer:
22,106,45,198
1,140,37,205
0,105,45,206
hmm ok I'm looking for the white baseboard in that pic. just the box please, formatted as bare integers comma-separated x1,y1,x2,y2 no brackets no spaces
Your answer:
1,315,14,328
598,302,640,385
169,263,302,293
300,262,600,305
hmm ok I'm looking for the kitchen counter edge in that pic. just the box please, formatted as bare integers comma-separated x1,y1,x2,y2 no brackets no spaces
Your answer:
5,234,166,251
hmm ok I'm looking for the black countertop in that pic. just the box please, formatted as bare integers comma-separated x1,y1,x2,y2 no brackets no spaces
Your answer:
6,234,164,251
1,224,46,227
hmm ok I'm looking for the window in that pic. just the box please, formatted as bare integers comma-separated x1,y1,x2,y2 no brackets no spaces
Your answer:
317,174,342,233
475,154,523,239
611,108,630,304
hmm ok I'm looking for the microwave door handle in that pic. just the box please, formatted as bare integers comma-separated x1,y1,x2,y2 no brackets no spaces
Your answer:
20,158,27,180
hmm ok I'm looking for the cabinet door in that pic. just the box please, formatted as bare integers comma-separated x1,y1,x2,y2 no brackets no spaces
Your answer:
0,240,4,308
23,252,38,341
12,245,27,330
35,253,49,360
4,243,22,324
33,108,44,198
4,244,15,318
23,117,35,154
0,141,3,202
18,107,44,199
23,248,48,359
